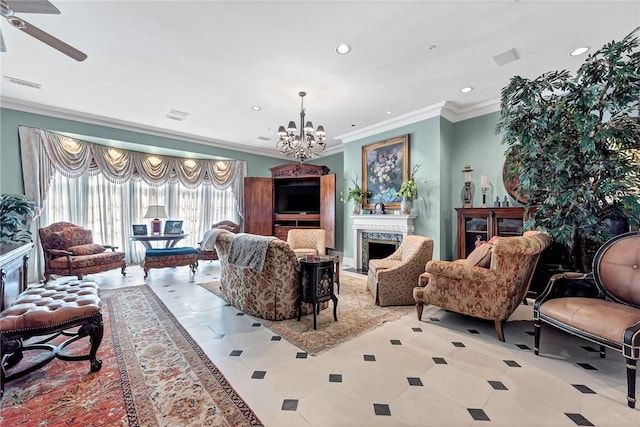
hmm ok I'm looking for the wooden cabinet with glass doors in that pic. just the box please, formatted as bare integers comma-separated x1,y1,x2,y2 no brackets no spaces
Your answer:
455,207,528,259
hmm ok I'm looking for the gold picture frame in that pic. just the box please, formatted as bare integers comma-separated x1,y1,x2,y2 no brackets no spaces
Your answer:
362,135,409,210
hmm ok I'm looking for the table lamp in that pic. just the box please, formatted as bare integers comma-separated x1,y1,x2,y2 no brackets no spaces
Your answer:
144,205,168,235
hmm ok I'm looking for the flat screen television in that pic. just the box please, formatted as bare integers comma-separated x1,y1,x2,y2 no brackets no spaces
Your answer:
275,182,320,214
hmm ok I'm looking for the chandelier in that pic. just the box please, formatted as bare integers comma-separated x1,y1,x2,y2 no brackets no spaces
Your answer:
276,91,326,162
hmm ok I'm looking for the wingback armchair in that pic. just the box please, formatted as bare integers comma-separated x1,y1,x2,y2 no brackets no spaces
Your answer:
286,228,326,257
39,221,126,283
366,235,434,306
413,231,551,341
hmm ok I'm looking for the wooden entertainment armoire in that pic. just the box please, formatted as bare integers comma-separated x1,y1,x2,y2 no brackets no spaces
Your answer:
243,164,336,248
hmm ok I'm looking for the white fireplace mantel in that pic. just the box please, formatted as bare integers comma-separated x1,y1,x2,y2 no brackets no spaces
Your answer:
350,214,416,269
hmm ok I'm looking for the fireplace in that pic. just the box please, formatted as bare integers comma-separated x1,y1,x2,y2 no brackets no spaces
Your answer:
361,232,402,272
350,214,416,271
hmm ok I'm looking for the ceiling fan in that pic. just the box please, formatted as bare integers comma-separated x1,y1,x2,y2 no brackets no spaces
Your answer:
0,0,87,61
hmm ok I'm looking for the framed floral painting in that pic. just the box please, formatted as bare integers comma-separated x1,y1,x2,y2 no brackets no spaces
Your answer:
362,135,409,210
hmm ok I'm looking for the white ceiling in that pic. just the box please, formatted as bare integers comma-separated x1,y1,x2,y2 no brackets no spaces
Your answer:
1,1,639,160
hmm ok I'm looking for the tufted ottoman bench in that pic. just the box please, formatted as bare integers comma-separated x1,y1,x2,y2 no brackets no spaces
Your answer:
0,280,103,394
142,247,198,278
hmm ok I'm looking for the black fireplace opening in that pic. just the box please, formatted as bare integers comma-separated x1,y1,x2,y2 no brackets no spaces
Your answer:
361,232,403,272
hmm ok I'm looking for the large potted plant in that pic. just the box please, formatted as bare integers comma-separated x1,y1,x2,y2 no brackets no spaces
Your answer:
1,194,39,244
496,28,640,272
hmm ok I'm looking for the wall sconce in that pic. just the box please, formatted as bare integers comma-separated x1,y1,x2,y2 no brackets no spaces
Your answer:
144,205,168,235
481,176,489,207
462,165,473,207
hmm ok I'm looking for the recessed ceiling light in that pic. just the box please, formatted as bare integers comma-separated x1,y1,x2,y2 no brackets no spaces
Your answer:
386,111,392,115
460,87,473,94
251,105,261,111
336,43,351,55
570,46,589,56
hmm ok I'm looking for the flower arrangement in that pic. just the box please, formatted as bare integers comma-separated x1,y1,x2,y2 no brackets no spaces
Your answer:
340,173,369,203
396,163,423,200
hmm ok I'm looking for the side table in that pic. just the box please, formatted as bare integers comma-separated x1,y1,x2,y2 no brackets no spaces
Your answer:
297,256,338,330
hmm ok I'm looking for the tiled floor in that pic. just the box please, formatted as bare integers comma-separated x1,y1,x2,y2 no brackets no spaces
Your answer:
51,263,639,426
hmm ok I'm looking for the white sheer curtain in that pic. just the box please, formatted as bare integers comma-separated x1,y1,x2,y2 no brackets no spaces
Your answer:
19,126,246,280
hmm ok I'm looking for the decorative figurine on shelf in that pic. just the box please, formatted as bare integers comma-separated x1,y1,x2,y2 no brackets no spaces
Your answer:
501,196,509,207
494,196,500,208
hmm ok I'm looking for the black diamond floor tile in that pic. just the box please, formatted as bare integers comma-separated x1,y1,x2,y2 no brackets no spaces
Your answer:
525,330,535,336
516,344,531,350
565,413,594,426
572,384,596,394
390,339,402,345
433,357,447,365
271,336,282,341
468,329,480,334
252,370,266,379
251,322,261,327
407,377,423,386
229,350,243,356
452,341,465,348
577,363,597,370
364,354,376,362
581,346,599,353
236,312,245,316
412,327,423,332
329,374,342,383
373,403,391,416
488,380,508,390
467,408,490,421
296,352,308,359
503,360,521,367
429,317,440,322
282,399,298,411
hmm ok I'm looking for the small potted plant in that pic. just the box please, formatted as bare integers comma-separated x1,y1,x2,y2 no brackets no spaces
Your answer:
396,163,422,214
1,194,38,244
340,174,369,215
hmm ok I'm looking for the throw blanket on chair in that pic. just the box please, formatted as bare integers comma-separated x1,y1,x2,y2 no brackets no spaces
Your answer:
200,228,228,251
228,233,275,272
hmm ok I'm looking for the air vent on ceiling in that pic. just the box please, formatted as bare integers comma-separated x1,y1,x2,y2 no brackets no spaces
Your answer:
492,48,520,67
3,75,42,89
165,109,190,121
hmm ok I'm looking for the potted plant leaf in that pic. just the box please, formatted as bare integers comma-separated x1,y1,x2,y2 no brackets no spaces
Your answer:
396,163,422,214
340,174,369,214
496,27,640,272
1,194,39,244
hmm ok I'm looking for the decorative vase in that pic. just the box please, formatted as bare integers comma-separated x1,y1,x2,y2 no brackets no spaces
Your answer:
352,203,361,215
400,198,412,215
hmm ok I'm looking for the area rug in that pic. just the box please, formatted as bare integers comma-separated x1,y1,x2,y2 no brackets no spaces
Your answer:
0,285,263,427
199,273,412,355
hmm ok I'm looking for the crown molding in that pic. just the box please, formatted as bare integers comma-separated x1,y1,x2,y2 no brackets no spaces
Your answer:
0,96,284,159
337,98,501,144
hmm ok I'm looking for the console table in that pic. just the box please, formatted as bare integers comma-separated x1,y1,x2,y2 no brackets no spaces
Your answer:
297,256,338,330
129,234,188,250
0,242,33,312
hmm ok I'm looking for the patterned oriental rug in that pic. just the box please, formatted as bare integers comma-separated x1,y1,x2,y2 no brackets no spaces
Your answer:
0,285,263,427
199,273,413,355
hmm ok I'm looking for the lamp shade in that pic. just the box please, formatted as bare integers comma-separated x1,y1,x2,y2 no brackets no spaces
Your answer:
143,205,167,219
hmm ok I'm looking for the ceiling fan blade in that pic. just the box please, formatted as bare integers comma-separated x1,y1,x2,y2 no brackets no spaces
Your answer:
5,0,60,14
15,18,87,61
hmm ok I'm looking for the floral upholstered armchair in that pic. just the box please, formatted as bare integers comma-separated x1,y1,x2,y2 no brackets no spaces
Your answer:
214,231,325,320
366,235,434,306
286,228,326,257
413,231,551,341
39,221,126,283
